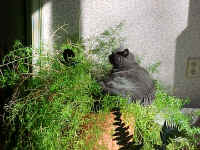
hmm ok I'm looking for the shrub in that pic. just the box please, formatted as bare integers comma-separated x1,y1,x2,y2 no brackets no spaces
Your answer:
0,41,109,150
121,81,200,150
1,24,199,150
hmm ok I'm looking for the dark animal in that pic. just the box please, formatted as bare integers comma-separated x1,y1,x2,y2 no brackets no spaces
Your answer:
154,121,186,150
100,48,155,106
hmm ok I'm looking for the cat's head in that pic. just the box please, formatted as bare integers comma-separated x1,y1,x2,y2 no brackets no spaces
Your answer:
109,49,136,69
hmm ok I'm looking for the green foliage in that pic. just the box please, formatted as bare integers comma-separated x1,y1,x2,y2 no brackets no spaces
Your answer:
1,26,199,150
121,81,200,150
135,55,144,65
147,62,161,74
0,40,32,88
87,22,125,63
1,41,109,150
86,22,125,79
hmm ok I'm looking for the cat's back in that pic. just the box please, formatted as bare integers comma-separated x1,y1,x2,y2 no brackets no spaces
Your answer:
101,48,155,105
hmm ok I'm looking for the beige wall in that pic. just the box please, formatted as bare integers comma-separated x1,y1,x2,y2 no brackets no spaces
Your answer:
80,0,189,95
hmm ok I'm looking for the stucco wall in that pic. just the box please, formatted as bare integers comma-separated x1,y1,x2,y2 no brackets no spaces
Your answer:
41,0,80,52
33,0,200,107
80,0,189,95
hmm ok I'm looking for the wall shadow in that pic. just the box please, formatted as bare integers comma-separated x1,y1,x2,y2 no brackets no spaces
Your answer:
0,0,80,62
31,0,81,49
51,0,81,46
0,0,32,120
0,0,39,117
0,0,30,60
0,0,81,114
0,1,81,149
175,0,200,107
112,107,143,150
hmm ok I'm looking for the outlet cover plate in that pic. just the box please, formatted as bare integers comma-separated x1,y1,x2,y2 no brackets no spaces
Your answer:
186,57,200,78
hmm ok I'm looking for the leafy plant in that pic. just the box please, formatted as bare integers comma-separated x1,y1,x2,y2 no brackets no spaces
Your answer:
85,22,125,79
1,24,199,150
1,41,110,150
86,22,125,63
121,81,200,150
0,40,32,88
147,62,161,74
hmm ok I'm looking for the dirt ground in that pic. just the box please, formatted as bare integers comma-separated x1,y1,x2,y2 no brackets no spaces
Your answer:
81,109,135,150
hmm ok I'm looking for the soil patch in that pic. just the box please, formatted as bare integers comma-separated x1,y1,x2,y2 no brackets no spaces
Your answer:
80,109,136,150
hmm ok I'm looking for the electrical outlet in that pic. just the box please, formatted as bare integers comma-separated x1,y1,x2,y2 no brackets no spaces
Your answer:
186,57,200,78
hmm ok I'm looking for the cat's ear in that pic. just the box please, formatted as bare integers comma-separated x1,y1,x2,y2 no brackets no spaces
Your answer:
121,49,129,57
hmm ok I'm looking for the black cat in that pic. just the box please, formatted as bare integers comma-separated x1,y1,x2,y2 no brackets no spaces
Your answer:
100,49,155,106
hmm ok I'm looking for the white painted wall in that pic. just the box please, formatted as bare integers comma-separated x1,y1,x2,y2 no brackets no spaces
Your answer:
80,0,189,94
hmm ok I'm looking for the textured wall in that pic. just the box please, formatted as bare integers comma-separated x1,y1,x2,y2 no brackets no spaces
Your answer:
41,0,80,52
80,0,189,94
34,0,200,107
